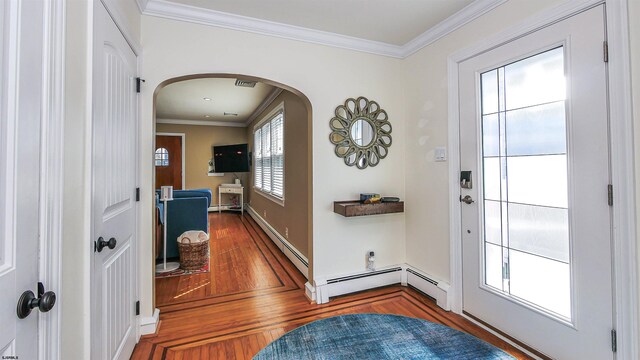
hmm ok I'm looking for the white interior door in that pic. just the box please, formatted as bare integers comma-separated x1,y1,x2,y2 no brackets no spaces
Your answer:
91,2,138,359
0,0,47,358
459,5,613,359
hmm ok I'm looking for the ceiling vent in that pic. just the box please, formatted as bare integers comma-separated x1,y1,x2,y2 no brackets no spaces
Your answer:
224,112,238,116
235,79,257,88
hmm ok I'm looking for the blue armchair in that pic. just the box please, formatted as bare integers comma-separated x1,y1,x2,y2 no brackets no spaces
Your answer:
156,189,211,259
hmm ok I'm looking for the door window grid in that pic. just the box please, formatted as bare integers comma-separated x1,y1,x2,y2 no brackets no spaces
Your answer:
155,147,169,166
480,47,571,318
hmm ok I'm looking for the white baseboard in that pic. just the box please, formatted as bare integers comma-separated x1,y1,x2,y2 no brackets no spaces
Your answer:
405,265,450,311
305,282,316,302
314,267,404,304
312,265,450,309
140,308,160,335
246,205,309,279
208,204,244,212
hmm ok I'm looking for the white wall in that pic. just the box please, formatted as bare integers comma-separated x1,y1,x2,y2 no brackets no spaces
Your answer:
61,2,91,359
403,0,640,344
629,0,640,335
403,0,566,283
138,16,407,318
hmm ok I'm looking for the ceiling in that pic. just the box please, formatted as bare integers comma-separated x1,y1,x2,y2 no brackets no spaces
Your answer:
154,0,476,46
156,78,277,124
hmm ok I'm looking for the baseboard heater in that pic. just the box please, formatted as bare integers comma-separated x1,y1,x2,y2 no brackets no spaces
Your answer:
315,267,403,304
245,205,309,278
405,267,449,310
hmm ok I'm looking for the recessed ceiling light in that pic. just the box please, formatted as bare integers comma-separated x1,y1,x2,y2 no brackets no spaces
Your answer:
203,97,211,101
204,115,211,118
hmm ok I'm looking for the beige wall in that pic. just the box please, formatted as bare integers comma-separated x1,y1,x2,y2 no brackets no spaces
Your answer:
246,90,310,257
155,123,248,204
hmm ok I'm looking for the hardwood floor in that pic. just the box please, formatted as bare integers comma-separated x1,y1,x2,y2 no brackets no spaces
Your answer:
133,212,532,359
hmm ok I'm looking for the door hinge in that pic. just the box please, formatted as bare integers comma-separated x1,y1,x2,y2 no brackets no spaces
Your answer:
608,184,613,206
135,187,140,202
611,329,617,352
136,77,145,93
135,300,140,316
603,41,609,63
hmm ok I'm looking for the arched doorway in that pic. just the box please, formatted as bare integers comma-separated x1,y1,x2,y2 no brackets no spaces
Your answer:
150,74,313,310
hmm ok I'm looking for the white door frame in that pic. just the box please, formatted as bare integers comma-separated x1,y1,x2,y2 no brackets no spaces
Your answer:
447,0,637,358
155,132,186,189
38,0,66,358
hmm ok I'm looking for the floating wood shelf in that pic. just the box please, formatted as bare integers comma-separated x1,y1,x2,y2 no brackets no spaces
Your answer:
333,200,404,217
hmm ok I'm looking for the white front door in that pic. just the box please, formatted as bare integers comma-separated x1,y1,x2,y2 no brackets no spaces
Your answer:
459,5,613,359
0,0,49,358
91,2,138,359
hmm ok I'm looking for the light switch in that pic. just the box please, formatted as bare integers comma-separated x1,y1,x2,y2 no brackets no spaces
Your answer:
435,147,447,162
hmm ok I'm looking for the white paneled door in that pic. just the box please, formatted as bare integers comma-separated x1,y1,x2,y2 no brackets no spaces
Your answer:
459,5,613,359
0,0,50,358
91,2,138,360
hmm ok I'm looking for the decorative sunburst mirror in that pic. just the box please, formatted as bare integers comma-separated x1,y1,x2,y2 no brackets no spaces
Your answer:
329,97,392,169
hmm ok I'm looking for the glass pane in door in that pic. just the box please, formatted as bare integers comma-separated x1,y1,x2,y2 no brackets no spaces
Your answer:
480,47,571,319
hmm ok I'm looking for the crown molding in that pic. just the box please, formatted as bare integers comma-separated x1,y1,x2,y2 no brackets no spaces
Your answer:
141,0,507,59
143,0,405,58
156,118,247,127
245,88,283,126
401,0,508,58
135,0,149,13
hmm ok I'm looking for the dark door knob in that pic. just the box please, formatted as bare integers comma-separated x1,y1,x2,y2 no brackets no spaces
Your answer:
95,236,117,252
17,283,56,319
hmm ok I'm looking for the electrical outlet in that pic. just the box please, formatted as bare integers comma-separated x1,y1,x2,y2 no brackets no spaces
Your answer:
285,227,289,238
367,250,375,271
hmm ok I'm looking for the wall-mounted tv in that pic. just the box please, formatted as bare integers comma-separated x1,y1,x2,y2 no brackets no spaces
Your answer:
213,144,249,173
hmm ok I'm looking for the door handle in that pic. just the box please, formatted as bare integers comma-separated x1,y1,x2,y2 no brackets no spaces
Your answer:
95,237,117,252
17,282,56,319
460,195,475,204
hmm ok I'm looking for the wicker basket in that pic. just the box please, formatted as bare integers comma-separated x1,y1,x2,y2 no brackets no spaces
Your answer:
177,231,209,270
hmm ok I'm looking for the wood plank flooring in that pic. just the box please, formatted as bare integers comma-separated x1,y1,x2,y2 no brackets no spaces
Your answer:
133,212,532,359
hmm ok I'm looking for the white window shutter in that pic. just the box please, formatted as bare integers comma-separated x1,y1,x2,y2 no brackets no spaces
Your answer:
271,113,284,198
262,122,272,192
254,128,262,189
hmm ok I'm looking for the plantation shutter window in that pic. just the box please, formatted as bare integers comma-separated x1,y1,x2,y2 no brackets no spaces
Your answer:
254,128,262,190
271,113,284,198
261,122,272,192
253,105,285,203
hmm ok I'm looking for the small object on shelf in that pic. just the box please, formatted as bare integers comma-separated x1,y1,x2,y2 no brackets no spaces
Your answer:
363,196,381,204
381,196,400,203
333,200,404,217
360,193,379,203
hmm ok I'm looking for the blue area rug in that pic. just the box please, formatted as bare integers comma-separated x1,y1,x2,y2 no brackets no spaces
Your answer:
254,314,514,359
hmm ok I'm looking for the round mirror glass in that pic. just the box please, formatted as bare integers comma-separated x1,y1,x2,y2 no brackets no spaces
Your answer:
350,118,374,147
